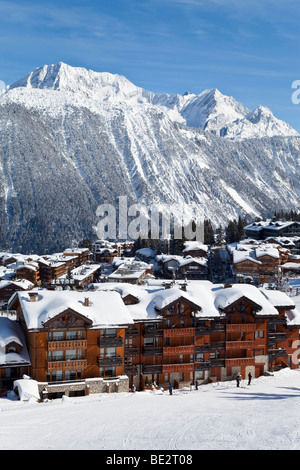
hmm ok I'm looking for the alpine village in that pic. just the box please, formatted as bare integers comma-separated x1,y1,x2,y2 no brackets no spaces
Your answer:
1,214,300,401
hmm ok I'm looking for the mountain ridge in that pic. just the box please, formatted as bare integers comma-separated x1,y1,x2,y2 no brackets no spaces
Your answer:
0,63,299,253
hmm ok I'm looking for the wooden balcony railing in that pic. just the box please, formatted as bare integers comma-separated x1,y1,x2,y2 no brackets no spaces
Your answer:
164,328,195,338
225,357,255,366
143,364,163,374
48,340,87,351
226,324,256,333
226,340,255,350
98,356,123,367
98,336,123,347
142,346,163,356
163,345,194,355
162,363,194,374
48,359,87,371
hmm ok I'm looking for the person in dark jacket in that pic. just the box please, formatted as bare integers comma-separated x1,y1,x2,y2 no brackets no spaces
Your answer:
195,380,199,390
236,374,241,387
169,383,173,395
248,372,252,385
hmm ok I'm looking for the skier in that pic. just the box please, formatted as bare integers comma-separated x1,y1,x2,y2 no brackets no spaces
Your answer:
195,380,199,390
169,383,173,395
236,374,241,388
248,372,252,385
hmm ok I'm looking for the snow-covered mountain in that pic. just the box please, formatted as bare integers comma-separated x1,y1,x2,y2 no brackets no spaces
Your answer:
0,62,299,253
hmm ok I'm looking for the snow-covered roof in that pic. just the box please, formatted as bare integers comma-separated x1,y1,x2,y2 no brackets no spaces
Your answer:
255,246,279,259
0,317,30,366
182,241,208,253
233,250,261,265
260,288,295,308
92,280,282,320
213,284,278,315
0,279,34,291
14,289,134,330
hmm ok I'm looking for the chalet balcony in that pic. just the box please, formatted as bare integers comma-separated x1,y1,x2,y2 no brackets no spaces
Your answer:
194,362,211,371
143,327,164,338
268,348,286,359
210,359,226,368
143,346,163,356
226,324,256,333
48,340,87,351
268,317,287,325
195,344,211,353
125,327,139,338
210,323,226,332
124,365,139,375
164,327,195,338
226,340,255,350
225,357,255,366
48,359,87,371
143,364,163,374
162,363,194,374
98,356,123,367
210,342,226,350
163,345,194,355
195,326,211,335
97,336,124,347
124,346,139,357
268,332,286,342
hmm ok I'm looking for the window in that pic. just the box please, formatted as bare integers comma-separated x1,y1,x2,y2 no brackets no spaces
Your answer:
101,328,117,338
255,331,264,338
52,370,63,382
164,373,169,383
179,354,184,363
104,366,116,377
53,331,64,341
52,351,64,361
66,350,77,360
100,347,116,358
190,354,194,363
145,337,154,346
125,357,133,366
65,370,77,381
66,331,77,340
196,353,204,362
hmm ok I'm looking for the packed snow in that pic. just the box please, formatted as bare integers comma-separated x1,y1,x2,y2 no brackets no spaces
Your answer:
1,368,300,450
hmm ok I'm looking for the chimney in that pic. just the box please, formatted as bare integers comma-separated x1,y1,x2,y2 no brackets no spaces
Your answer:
84,297,90,307
29,292,38,302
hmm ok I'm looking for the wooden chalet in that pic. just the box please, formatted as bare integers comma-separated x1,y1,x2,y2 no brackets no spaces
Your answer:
4,281,299,397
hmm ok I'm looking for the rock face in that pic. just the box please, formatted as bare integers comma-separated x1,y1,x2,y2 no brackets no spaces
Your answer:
0,62,299,253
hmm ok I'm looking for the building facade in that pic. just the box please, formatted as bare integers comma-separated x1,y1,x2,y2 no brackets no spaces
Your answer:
4,281,300,398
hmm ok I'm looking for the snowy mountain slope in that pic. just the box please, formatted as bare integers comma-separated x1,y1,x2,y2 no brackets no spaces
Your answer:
151,88,251,134
0,63,299,253
220,105,299,141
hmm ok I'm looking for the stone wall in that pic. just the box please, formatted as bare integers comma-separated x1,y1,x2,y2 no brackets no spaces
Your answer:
38,375,129,399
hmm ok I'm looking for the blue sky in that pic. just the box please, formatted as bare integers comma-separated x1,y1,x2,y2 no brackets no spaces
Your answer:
0,0,299,130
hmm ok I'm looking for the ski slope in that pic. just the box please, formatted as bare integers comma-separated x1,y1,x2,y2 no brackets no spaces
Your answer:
1,368,300,450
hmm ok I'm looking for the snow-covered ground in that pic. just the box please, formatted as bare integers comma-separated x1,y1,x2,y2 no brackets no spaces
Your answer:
1,368,300,450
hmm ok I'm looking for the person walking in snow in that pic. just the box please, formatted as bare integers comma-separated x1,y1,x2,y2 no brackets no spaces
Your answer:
195,380,199,390
248,372,252,385
236,374,241,388
169,383,173,395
